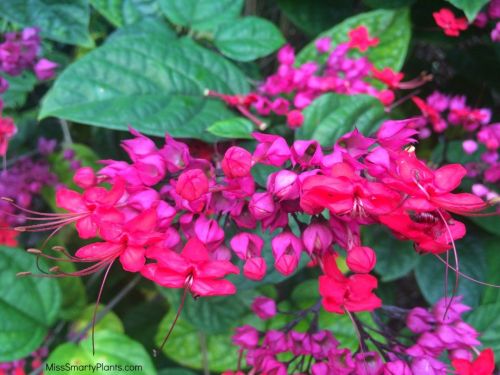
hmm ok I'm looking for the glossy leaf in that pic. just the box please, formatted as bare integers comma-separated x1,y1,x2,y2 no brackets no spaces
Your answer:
466,303,500,358
214,17,285,62
207,117,254,139
296,9,411,71
57,262,87,320
363,0,416,8
158,0,243,31
39,19,250,141
90,0,161,27
0,72,36,109
415,234,486,307
0,0,92,47
45,330,155,375
157,311,239,372
296,93,387,146
364,226,419,282
0,247,61,361
446,0,490,22
277,0,356,37
72,304,124,334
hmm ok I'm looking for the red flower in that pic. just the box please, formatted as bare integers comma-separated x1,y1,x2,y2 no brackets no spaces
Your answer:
0,114,16,157
142,237,240,297
372,67,404,89
433,8,468,37
452,348,495,375
319,253,381,314
348,26,379,52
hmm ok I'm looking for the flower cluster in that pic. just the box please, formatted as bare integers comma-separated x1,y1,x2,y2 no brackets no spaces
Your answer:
0,346,47,375
412,91,499,203
225,295,495,374
207,26,428,129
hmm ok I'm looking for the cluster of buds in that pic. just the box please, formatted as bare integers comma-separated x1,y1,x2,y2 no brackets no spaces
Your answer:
224,296,494,374
412,91,499,203
206,26,429,130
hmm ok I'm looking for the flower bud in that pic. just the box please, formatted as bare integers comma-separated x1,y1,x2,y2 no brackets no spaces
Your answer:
267,170,300,201
301,222,333,255
251,297,277,320
243,257,267,280
248,192,276,220
34,58,58,80
406,307,435,334
346,246,376,273
232,325,259,349
291,140,323,167
263,330,288,353
194,216,224,249
253,133,291,167
315,37,332,53
160,134,190,172
354,352,383,375
221,146,253,178
230,233,264,260
462,139,478,154
287,109,304,128
384,360,412,375
271,98,290,115
271,231,303,276
73,167,96,189
176,168,209,201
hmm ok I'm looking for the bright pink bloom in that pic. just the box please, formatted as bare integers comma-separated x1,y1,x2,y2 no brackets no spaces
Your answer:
287,109,304,128
462,140,478,154
315,37,332,53
252,133,290,167
271,97,290,115
33,58,58,80
291,140,323,167
384,360,412,375
221,146,253,178
433,8,468,37
271,231,303,275
346,246,376,273
249,192,276,220
452,349,495,375
251,296,277,320
73,167,97,189
348,26,379,52
0,115,16,157
319,253,381,313
353,352,383,375
407,307,435,333
232,325,260,349
142,237,239,297
277,44,295,65
372,67,404,88
301,221,333,255
267,170,300,201
175,169,209,201
160,134,190,172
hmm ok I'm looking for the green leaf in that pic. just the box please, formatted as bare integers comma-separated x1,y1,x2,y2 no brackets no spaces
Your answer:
364,226,419,282
39,19,250,142
214,16,285,62
415,234,486,307
296,9,411,71
446,0,489,22
72,304,124,334
466,303,500,358
157,311,239,372
45,330,156,375
57,262,87,320
207,117,254,139
296,93,387,147
277,0,356,37
0,72,37,109
159,288,254,334
159,369,197,375
477,234,500,304
158,0,244,31
90,0,161,27
0,247,61,361
0,0,93,47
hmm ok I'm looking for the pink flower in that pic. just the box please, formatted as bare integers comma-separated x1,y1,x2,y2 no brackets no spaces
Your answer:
142,237,240,297
221,146,253,178
315,37,332,53
252,133,290,167
277,44,295,65
175,169,209,201
0,115,16,157
33,58,58,80
301,221,333,255
407,307,435,334
462,140,478,154
286,110,304,128
433,8,468,37
348,26,379,52
267,170,300,201
271,98,289,115
346,246,376,273
232,325,259,349
353,352,383,375
271,230,303,275
251,297,277,320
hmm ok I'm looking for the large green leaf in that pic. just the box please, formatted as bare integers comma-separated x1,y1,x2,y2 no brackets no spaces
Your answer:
39,19,249,141
0,0,92,47
158,0,243,31
277,0,356,37
415,234,486,307
214,16,285,62
295,93,387,147
364,226,419,282
90,0,161,27
296,9,411,71
159,288,255,334
0,72,36,109
363,0,416,8
45,331,156,375
466,303,500,358
0,247,61,361
157,311,239,372
72,304,124,334
207,117,254,139
446,0,489,22
56,262,87,320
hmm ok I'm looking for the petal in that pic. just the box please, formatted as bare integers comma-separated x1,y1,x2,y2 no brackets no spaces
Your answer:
141,264,185,288
119,246,145,272
190,278,237,296
432,193,486,213
181,237,209,263
75,241,121,260
434,164,466,192
56,188,87,212
75,216,98,239
196,260,240,278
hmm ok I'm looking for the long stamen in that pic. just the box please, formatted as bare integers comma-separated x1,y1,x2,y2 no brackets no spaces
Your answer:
434,255,500,288
92,261,114,356
155,285,190,357
1,197,80,216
